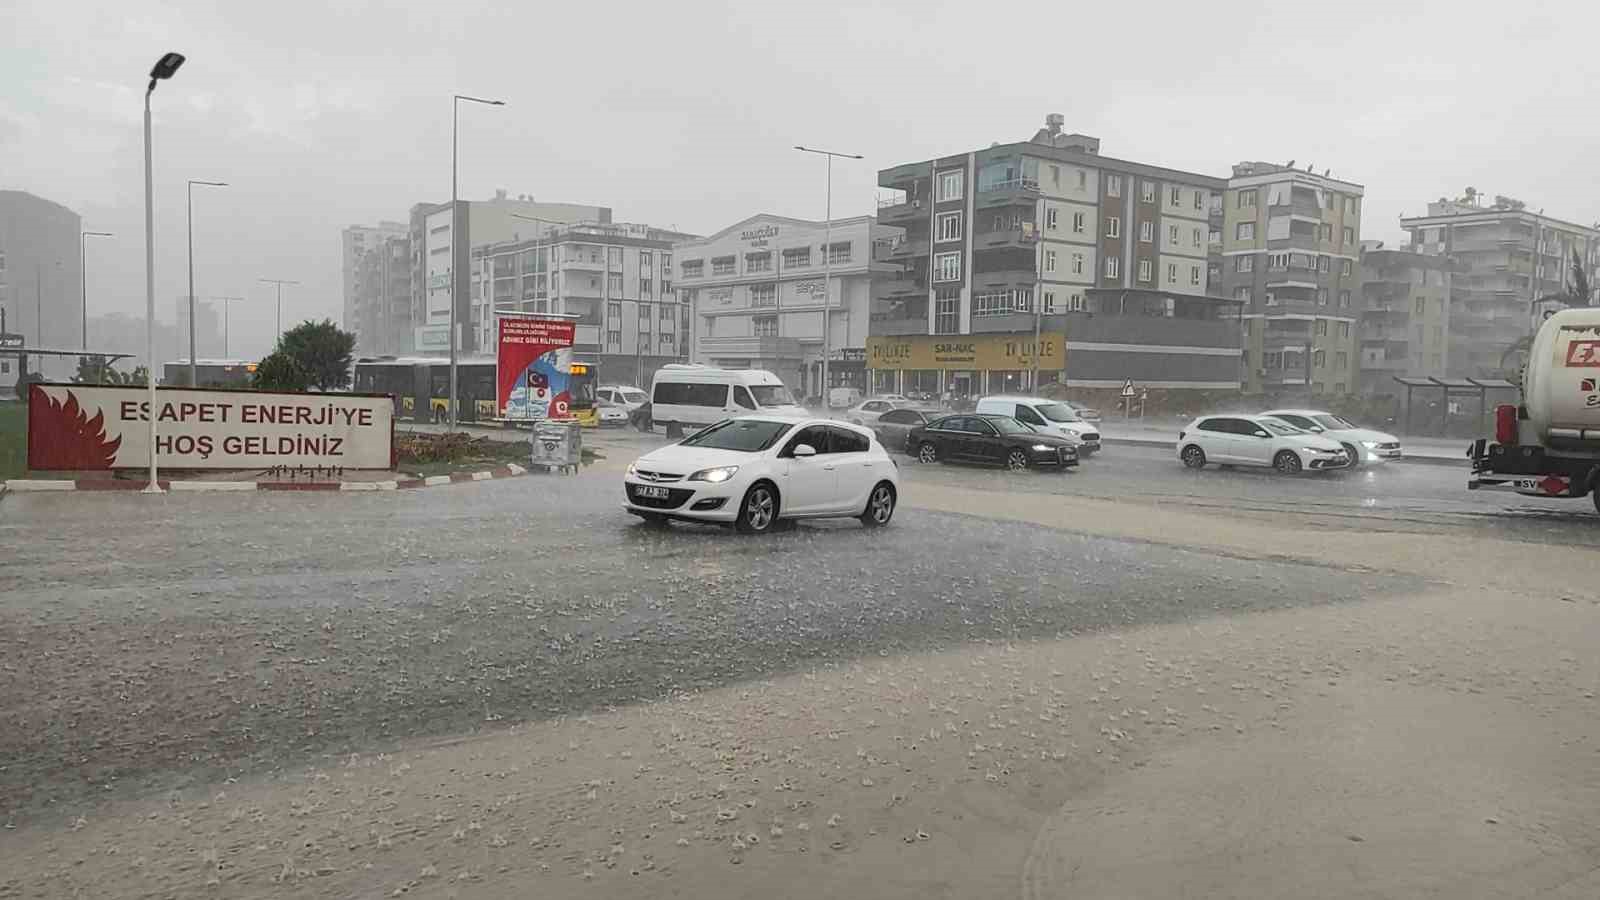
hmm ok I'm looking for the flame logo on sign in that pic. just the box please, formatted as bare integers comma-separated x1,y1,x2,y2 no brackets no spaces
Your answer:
30,388,122,469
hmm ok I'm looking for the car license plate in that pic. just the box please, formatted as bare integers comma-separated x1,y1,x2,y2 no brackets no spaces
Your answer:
636,485,670,499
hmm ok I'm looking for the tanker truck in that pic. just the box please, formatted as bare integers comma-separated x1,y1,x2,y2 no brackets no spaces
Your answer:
1468,307,1600,514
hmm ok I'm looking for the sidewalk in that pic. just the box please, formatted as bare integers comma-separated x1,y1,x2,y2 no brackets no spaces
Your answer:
1097,420,1467,465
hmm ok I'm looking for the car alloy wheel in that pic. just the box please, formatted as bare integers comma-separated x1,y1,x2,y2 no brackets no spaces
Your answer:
737,483,777,534
861,482,895,528
918,442,938,464
1274,450,1303,474
1341,442,1361,469
1181,445,1206,469
1007,449,1029,471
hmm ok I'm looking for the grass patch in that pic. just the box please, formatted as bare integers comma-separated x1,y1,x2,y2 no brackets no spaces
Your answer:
395,430,601,477
0,402,25,481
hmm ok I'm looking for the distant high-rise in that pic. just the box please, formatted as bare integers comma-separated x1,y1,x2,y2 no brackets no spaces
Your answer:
0,189,82,386
342,221,407,354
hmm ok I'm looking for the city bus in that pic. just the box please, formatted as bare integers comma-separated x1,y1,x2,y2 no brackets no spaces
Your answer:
353,355,596,425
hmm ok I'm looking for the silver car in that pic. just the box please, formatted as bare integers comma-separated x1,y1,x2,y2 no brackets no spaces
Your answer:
869,406,936,452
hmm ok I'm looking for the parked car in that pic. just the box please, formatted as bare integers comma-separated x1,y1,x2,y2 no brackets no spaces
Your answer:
1063,400,1102,422
623,416,900,533
906,413,1079,471
974,395,1101,456
597,384,650,412
1177,414,1351,474
596,400,630,426
869,406,935,450
1259,408,1402,467
844,398,911,426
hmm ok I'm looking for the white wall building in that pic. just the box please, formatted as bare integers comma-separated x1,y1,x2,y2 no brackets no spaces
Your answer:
675,214,899,397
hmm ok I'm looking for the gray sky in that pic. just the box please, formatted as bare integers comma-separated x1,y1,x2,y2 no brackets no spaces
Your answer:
5,0,1599,361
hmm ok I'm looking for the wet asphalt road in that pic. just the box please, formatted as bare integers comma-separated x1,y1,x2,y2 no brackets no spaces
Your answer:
0,467,1422,821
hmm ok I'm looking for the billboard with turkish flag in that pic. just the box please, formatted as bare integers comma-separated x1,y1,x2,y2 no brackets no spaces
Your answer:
496,314,577,421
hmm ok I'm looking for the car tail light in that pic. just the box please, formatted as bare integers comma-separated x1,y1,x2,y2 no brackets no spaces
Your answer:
1494,404,1517,445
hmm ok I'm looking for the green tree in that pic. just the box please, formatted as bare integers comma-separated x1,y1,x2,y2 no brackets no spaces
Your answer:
252,351,310,392
276,319,356,391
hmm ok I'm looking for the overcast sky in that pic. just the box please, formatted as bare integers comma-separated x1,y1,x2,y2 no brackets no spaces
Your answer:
5,0,1599,361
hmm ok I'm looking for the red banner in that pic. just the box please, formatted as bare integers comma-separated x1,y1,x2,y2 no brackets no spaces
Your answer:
496,316,577,420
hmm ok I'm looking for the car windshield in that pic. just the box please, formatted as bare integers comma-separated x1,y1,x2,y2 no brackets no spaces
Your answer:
678,418,793,451
1263,420,1305,436
1036,402,1082,422
749,384,797,406
1314,414,1356,430
986,416,1033,435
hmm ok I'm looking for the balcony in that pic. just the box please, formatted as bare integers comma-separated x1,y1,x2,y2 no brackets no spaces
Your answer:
879,237,929,261
973,226,1039,251
869,316,931,336
971,268,1036,292
876,195,926,224
879,162,930,191
560,255,606,272
976,178,1040,208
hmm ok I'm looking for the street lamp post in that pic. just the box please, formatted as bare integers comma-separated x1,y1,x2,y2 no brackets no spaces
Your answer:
449,93,506,431
211,296,244,358
80,231,112,350
186,179,228,386
794,145,863,406
258,278,299,343
143,51,186,494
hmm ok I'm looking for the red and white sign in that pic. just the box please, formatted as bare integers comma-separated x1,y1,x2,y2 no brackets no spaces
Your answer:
1564,339,1600,367
496,315,577,420
27,384,395,471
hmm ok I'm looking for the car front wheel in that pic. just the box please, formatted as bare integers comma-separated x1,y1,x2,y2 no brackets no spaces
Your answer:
1341,442,1361,469
860,482,896,528
1181,445,1206,469
735,482,779,534
1274,450,1303,474
1006,449,1029,471
918,442,939,464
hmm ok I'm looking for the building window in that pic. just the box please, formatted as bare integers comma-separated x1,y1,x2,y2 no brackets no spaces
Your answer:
660,303,673,322
1190,266,1201,286
828,242,852,263
607,329,622,348
1072,212,1086,234
1414,297,1426,313
1138,259,1152,282
1076,169,1087,189
1043,290,1056,313
1238,189,1257,208
1339,290,1351,307
639,302,652,324
1166,186,1179,206
746,251,772,272
1106,216,1121,238
1265,291,1278,306
1105,256,1120,279
1139,220,1153,242
682,259,703,278
1345,197,1359,215
1071,252,1085,274
781,247,810,268
659,333,674,352
1341,259,1353,276
1141,181,1155,203
752,316,778,337
1313,349,1326,367
1106,174,1122,198
639,251,653,271
1067,292,1085,311
1194,190,1205,210
607,301,622,320
1342,227,1355,246
608,272,624,294
1335,351,1348,370
1045,249,1057,273
975,291,1016,317
1236,255,1254,273
1318,255,1330,273
934,287,960,334
1234,286,1251,303
1192,227,1202,248
1316,288,1329,306
640,277,653,297
937,212,962,242
1316,319,1329,336
751,284,777,307
607,247,623,267
1236,222,1255,241
1266,351,1283,369
1045,208,1058,231
1168,223,1180,245
1049,165,1060,187
1166,262,1178,283
933,252,962,282
711,256,736,276
1319,223,1333,241
938,170,964,202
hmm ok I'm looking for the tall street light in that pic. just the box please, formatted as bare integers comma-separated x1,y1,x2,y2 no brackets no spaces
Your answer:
449,93,505,431
795,145,863,406
258,278,299,343
143,50,186,494
81,230,112,349
186,179,228,386
211,296,244,358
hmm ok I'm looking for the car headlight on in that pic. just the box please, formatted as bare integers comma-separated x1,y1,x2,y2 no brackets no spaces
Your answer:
1302,447,1333,454
687,465,739,483
1361,440,1379,448
626,462,638,478
1032,444,1055,452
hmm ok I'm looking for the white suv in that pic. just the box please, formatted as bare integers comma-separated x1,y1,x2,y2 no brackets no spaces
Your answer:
1177,414,1350,474
624,416,900,533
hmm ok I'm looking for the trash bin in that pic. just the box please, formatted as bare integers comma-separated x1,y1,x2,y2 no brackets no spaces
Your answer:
530,419,582,475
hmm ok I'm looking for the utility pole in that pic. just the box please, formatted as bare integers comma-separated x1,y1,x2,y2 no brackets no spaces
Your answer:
212,296,244,358
258,278,299,343
795,145,863,406
449,93,506,431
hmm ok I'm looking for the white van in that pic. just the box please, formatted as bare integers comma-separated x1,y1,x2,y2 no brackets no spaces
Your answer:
597,384,649,412
649,365,807,432
975,395,1101,455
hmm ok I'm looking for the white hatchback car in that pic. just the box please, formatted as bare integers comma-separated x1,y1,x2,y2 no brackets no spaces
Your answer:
1259,409,1402,467
843,398,910,427
623,416,900,533
1177,414,1351,474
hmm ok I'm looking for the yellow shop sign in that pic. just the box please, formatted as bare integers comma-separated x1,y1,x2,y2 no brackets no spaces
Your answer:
865,332,1064,370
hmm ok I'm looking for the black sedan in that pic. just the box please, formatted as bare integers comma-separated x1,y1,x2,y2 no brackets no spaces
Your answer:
905,414,1079,471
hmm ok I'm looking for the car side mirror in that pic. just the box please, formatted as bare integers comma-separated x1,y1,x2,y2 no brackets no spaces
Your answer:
1308,426,1324,433
1253,430,1270,438
793,444,817,458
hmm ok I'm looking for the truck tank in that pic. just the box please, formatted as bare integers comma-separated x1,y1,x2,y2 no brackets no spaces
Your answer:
1522,307,1600,445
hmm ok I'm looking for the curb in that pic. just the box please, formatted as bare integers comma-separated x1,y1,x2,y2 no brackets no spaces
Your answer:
1,464,529,494
1102,436,1466,468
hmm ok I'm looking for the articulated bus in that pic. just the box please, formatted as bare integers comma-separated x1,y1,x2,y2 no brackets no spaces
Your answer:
353,355,596,425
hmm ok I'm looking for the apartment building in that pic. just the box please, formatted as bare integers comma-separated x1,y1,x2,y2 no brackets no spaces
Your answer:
0,189,82,385
1358,241,1460,387
407,192,611,356
1218,161,1365,396
1401,195,1600,377
342,221,409,354
674,214,896,396
472,221,696,389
